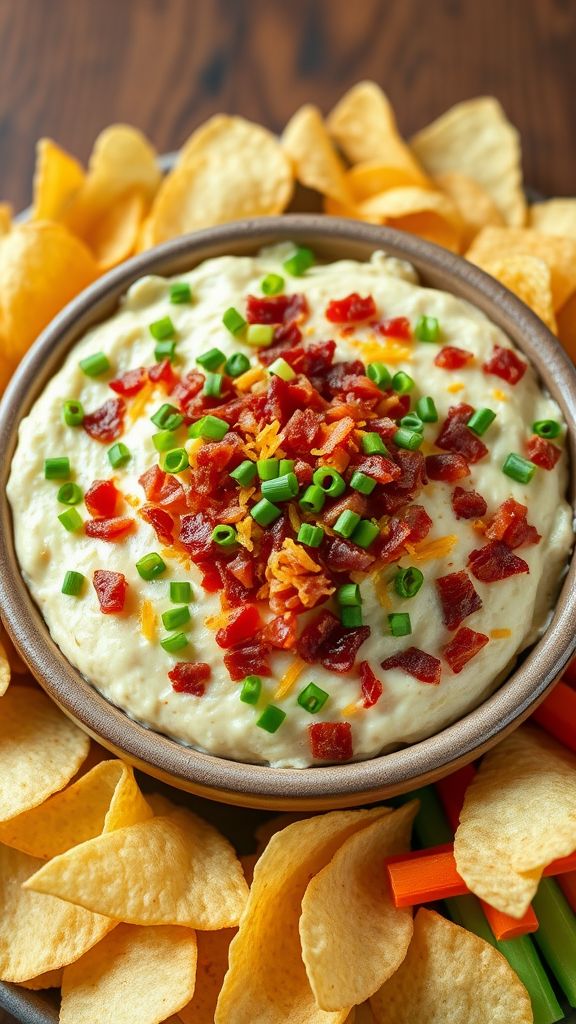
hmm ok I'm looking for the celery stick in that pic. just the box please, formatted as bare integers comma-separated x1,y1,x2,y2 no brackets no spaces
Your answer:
533,877,576,1006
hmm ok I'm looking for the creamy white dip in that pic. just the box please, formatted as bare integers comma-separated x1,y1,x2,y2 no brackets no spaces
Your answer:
8,244,573,767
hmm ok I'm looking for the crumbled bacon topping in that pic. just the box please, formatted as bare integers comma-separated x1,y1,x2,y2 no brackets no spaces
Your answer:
468,540,530,582
93,570,127,614
483,345,527,385
436,404,488,464
443,627,489,674
485,498,541,549
381,647,442,685
325,293,377,323
309,722,353,761
169,662,211,695
436,571,482,631
434,346,473,370
451,486,487,520
83,398,125,443
526,435,561,470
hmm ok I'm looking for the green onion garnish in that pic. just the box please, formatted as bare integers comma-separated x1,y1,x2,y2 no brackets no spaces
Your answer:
297,682,329,714
149,316,176,341
533,419,561,439
188,415,229,441
256,705,286,733
240,675,262,705
160,632,189,654
151,404,184,431
279,459,295,475
211,524,238,548
299,484,326,515
230,460,258,486
108,442,131,468
170,581,192,603
341,605,363,628
283,246,315,277
250,498,282,527
351,519,380,548
502,453,536,484
467,408,496,436
79,352,110,377
399,413,424,434
350,470,377,495
58,508,82,533
416,396,438,423
268,357,296,381
169,282,192,304
392,370,415,394
222,307,247,335
366,362,392,389
261,472,299,503
62,400,84,426
333,509,361,539
154,339,177,362
203,372,223,398
262,273,285,295
394,566,424,599
297,523,324,548
225,352,250,377
312,466,346,497
153,430,179,453
246,324,275,348
61,570,85,597
388,612,412,637
45,457,71,480
136,552,166,581
196,348,225,372
394,427,423,451
161,448,189,474
57,482,83,506
161,605,191,630
362,432,388,456
415,315,440,342
257,458,279,481
336,583,362,606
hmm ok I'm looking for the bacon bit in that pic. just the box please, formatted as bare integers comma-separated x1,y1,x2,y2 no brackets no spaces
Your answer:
326,293,377,323
274,658,306,699
323,448,351,473
93,570,127,614
491,388,509,402
169,662,211,696
402,505,433,544
323,537,375,574
311,416,355,456
262,613,297,650
83,398,126,443
490,628,512,639
350,338,412,364
436,404,488,464
140,505,175,545
435,346,474,370
446,382,465,394
444,627,489,674
267,539,335,613
485,498,541,549
224,640,272,681
109,366,147,397
355,454,401,484
149,359,178,390
139,599,157,641
381,647,442,685
235,366,268,392
128,382,154,422
483,345,527,385
84,516,135,541
526,435,561,470
309,722,353,761
425,453,470,482
296,610,370,672
236,515,254,552
405,535,458,562
360,661,384,708
451,486,488,520
468,540,529,582
215,604,262,649
436,571,482,631
280,408,323,456
379,316,412,341
180,513,214,557
85,479,120,518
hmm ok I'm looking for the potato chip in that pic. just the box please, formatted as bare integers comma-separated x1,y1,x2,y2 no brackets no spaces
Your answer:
254,811,311,854
358,186,462,252
0,624,27,675
148,116,293,244
0,843,113,982
475,253,557,333
20,968,63,990
466,226,576,311
0,687,89,822
0,759,151,858
557,290,576,361
346,162,430,202
434,171,504,248
25,804,249,928
283,104,353,205
454,726,576,918
32,138,85,221
370,908,532,1023
300,802,417,1011
323,196,363,220
0,638,10,697
0,203,12,236
411,98,526,227
84,188,145,270
530,198,576,239
327,82,428,184
60,924,196,1024
178,928,236,1024
215,808,388,1024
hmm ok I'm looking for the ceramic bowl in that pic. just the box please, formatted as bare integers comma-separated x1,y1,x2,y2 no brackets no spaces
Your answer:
0,215,575,810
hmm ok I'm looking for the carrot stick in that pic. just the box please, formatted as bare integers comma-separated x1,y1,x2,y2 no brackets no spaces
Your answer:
532,680,576,754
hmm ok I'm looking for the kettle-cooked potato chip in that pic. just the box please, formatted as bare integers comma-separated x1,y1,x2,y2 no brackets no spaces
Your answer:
369,908,532,1023
434,171,504,248
60,924,197,1024
0,625,27,675
530,198,576,239
178,928,236,1024
557,290,576,362
0,639,10,698
32,139,85,221
466,226,576,311
20,968,63,990
358,186,462,251
346,162,431,202
475,253,557,333
84,188,145,270
283,104,353,205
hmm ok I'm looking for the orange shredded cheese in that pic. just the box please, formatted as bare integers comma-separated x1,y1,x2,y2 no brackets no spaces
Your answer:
288,503,301,533
372,570,392,608
274,658,306,700
405,534,458,561
139,599,157,642
236,515,254,552
473,519,487,534
239,486,256,507
242,419,283,461
341,701,362,717
128,382,155,421
205,610,231,630
490,628,512,639
124,494,141,509
266,539,335,610
235,366,267,392
311,416,355,457
324,448,351,473
186,437,204,467
160,547,191,569
491,388,509,402
350,337,412,364
446,382,465,394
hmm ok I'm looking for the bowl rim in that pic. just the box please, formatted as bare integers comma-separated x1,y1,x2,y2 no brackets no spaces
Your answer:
1,214,575,809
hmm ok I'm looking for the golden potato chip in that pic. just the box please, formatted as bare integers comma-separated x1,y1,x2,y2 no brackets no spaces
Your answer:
466,226,576,311
0,687,89,822
84,188,145,270
370,908,532,1023
178,929,236,1024
20,968,63,990
60,924,196,1024
0,624,27,675
148,115,293,244
0,843,113,982
327,82,428,184
283,104,353,205
346,162,430,202
300,802,417,1011
25,804,249,928
254,812,311,855
0,639,10,697
0,759,151,858
323,196,363,220
530,198,576,239
0,203,12,236
455,726,576,918
476,254,557,333
411,98,526,227
215,808,388,1024
434,171,504,248
0,221,99,372
557,290,576,362
358,186,462,252
32,138,85,221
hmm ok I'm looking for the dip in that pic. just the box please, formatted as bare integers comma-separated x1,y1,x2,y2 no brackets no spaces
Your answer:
7,244,573,767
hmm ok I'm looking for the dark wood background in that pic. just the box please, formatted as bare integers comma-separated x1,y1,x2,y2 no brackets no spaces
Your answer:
0,0,575,1020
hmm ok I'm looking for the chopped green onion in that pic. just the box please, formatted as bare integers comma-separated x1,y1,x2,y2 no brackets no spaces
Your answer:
503,453,536,484
533,419,561,439
161,448,189,474
203,372,223,398
170,582,192,603
393,427,423,451
333,509,361,539
196,347,225,372
279,459,295,475
299,484,326,515
362,432,388,456
261,273,284,295
366,362,392,389
351,519,380,548
79,352,110,377
415,315,440,342
250,498,282,527
257,459,279,480
246,324,275,348
230,460,257,486
188,415,229,441
45,457,70,480
154,339,177,362
297,523,324,548
153,430,179,453
169,281,192,304
58,508,82,533
225,352,250,377
149,316,175,341
467,408,496,436
297,682,329,714
336,583,362,606
222,307,247,335
136,552,166,581
62,400,84,426
283,246,315,276
341,605,363,628
261,472,299,503
392,370,415,394
350,470,377,495
161,605,190,630
312,466,346,497
57,482,83,506
399,413,424,434
416,396,438,423
256,704,286,732
268,357,296,381
160,632,189,654
394,565,424,599
388,612,412,637
240,675,262,705
61,570,85,597
211,524,238,548
151,404,184,431
108,442,131,468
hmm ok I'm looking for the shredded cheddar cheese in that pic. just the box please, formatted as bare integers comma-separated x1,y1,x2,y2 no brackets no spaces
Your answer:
128,382,155,421
239,486,256,507
350,337,412,364
372,570,392,608
274,658,306,700
341,701,362,717
490,628,512,639
186,437,204,467
288,503,301,533
491,388,509,402
446,382,465,394
205,610,230,630
235,366,267,392
242,419,283,461
160,547,191,569
405,534,458,561
139,599,157,641
311,417,355,456
236,515,254,551
124,493,141,509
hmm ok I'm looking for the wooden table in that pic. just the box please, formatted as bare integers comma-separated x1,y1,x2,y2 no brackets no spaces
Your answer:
0,0,575,1020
